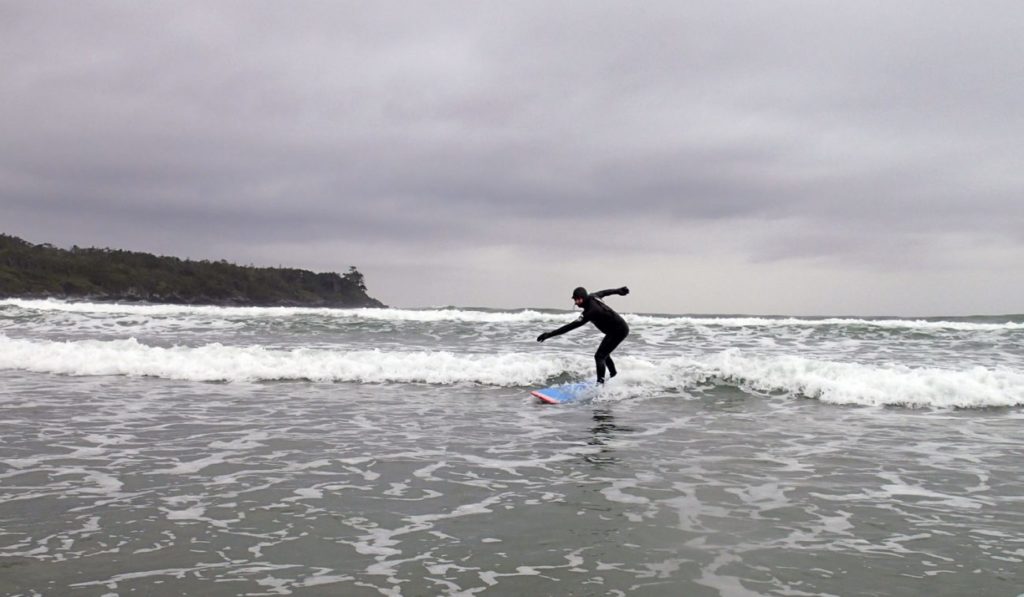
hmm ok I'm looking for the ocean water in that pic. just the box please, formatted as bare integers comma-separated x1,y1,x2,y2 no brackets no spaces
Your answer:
1,299,1022,596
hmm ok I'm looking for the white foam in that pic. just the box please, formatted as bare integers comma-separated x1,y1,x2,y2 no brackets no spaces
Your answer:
0,298,566,324
164,506,206,521
694,349,1024,408
0,334,580,385
629,313,1024,332
412,462,446,480
407,493,505,524
601,480,651,505
69,563,235,588
157,454,231,475
4,298,1020,331
208,431,270,451
291,488,324,500
79,470,124,495
1,333,1021,408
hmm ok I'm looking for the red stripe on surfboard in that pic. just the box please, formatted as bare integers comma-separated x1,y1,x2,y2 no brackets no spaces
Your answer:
531,390,559,404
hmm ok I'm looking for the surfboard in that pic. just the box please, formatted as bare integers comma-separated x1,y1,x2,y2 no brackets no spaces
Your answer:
531,381,599,404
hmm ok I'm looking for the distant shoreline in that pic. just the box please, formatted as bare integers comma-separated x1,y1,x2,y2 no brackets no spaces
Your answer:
1,294,383,309
0,234,386,309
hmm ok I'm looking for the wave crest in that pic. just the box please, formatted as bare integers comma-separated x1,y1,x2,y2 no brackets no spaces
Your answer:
3,299,1021,331
1,335,1020,409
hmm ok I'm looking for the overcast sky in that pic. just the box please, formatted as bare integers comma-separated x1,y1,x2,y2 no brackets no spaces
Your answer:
2,2,1022,315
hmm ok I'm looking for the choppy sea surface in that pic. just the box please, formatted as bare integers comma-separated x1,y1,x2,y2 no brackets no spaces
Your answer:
1,298,1022,596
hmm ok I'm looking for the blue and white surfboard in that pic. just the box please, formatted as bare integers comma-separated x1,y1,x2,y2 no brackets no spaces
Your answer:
531,381,600,404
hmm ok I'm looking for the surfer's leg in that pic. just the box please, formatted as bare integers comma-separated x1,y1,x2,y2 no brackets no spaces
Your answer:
594,346,608,383
595,331,627,382
595,333,622,382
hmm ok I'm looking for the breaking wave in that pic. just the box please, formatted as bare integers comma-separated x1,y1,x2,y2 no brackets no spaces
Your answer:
3,299,1021,331
2,335,1020,409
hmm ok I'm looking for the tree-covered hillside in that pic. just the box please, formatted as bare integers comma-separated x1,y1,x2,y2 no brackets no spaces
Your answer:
0,234,384,307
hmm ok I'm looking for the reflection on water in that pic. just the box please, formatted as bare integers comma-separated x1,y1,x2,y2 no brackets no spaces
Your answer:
583,407,636,468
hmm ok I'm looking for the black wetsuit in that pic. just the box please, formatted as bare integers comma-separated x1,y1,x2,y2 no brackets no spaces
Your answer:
539,288,630,382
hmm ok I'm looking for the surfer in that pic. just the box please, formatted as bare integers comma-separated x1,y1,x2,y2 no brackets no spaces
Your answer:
537,286,630,384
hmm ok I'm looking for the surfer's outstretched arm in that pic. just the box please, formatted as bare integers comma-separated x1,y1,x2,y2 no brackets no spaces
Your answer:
537,317,586,342
591,286,630,299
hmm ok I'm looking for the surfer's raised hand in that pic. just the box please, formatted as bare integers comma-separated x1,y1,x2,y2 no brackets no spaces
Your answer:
619,286,630,296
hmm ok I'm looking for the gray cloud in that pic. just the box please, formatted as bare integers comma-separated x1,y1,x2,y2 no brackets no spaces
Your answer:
2,1,1022,313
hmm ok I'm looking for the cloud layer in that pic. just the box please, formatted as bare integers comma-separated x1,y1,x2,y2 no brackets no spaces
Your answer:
2,2,1022,314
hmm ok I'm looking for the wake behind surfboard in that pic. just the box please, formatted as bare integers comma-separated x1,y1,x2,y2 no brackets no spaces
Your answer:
531,380,600,404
